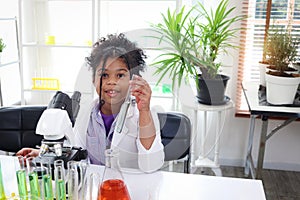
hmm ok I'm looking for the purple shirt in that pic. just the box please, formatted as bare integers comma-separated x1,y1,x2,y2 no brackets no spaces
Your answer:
101,112,116,136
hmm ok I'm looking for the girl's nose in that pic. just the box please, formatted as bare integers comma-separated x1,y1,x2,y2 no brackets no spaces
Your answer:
106,77,117,85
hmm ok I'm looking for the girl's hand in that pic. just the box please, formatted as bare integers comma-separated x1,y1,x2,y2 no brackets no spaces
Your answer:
129,75,152,112
16,148,39,158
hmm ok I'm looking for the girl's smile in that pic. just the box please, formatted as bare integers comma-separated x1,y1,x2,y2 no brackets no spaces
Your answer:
105,89,120,98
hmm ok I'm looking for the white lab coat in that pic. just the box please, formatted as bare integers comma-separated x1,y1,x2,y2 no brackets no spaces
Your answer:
68,98,165,173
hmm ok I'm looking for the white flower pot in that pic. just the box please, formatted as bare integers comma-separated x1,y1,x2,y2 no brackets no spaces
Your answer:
265,73,300,105
259,62,268,86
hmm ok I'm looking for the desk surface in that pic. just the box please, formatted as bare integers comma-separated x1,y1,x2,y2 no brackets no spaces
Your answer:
1,155,266,200
242,82,300,117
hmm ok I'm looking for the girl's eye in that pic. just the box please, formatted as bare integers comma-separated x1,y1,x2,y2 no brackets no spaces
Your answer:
101,73,108,78
117,73,125,78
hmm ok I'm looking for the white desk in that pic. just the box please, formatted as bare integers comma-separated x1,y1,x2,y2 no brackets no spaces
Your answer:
181,96,233,176
242,82,300,179
1,155,266,200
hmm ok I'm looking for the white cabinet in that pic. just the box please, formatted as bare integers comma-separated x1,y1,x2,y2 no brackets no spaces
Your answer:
18,0,95,105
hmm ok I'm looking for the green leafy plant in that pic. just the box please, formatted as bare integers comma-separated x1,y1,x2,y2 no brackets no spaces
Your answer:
0,38,6,53
196,0,244,79
149,0,244,88
149,6,200,88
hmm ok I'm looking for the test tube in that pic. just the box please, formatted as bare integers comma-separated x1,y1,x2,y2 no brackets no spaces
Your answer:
54,160,66,200
41,159,54,200
26,157,41,200
15,156,28,200
67,161,79,200
0,161,6,200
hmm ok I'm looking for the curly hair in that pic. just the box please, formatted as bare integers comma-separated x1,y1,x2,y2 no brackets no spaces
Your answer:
86,33,147,82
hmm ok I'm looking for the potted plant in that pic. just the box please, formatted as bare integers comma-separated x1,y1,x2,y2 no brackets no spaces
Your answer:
194,0,244,105
0,38,6,64
258,29,298,86
149,0,244,105
264,28,300,105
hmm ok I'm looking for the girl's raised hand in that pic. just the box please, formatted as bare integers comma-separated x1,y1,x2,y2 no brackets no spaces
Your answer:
129,75,152,112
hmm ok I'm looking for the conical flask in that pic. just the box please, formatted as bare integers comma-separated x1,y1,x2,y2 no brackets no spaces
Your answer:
98,148,131,200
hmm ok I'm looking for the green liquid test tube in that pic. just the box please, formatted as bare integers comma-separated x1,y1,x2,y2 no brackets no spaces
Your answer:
16,169,28,200
55,179,66,200
28,171,40,200
0,162,6,200
43,174,54,200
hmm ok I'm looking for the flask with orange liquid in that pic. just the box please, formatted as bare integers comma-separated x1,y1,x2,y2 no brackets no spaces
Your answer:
98,148,131,200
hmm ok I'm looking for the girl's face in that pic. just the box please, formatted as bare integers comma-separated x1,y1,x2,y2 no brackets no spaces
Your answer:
94,57,130,111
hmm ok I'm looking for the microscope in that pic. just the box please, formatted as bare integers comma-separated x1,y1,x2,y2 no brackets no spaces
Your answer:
33,91,87,168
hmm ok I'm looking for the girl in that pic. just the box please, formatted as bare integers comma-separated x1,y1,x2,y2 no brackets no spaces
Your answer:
17,33,165,173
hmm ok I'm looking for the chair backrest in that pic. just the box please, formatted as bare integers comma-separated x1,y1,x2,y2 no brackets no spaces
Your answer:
157,112,191,161
0,106,46,152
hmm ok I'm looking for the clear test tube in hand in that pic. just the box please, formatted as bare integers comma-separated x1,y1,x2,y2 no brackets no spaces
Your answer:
115,74,138,134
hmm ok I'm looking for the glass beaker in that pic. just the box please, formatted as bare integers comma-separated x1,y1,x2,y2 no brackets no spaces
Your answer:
41,159,54,200
26,157,41,200
54,160,66,200
0,161,6,200
15,156,28,200
97,148,131,200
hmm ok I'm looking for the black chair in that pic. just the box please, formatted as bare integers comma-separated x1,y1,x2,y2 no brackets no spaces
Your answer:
0,106,46,153
158,112,191,173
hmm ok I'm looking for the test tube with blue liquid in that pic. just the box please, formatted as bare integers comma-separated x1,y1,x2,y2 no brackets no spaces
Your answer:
15,156,28,200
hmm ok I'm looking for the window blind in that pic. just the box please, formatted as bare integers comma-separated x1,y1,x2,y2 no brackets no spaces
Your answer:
236,0,300,113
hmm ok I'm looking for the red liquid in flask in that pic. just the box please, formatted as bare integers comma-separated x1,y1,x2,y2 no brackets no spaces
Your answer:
98,179,131,200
